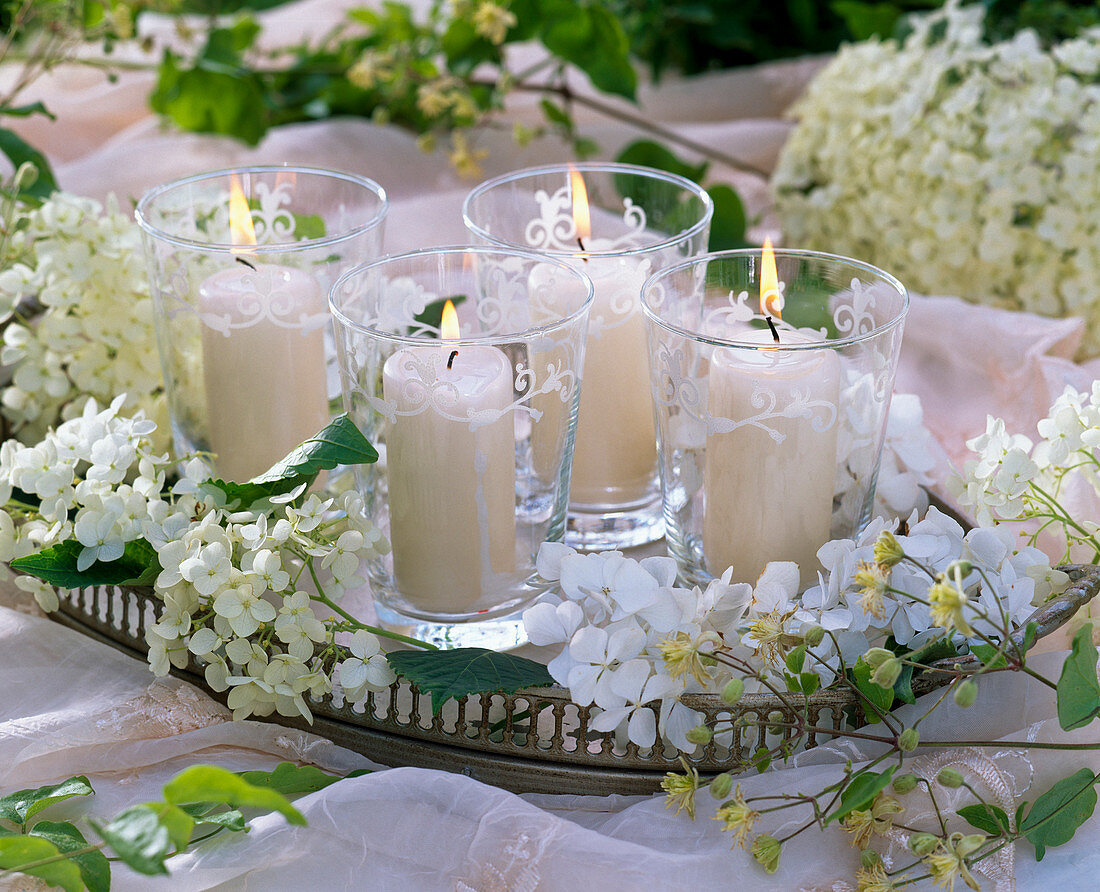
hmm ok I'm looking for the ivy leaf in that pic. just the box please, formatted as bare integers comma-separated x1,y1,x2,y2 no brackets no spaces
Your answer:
10,539,159,589
0,128,57,200
207,414,378,505
824,766,896,825
1056,624,1100,731
237,762,349,797
387,648,554,714
162,765,305,826
90,804,174,876
0,836,83,892
29,821,111,892
958,803,1011,837
1020,768,1100,861
851,658,894,724
0,776,94,825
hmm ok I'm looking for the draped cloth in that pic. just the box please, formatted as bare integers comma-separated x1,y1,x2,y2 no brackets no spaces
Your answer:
3,2,1100,888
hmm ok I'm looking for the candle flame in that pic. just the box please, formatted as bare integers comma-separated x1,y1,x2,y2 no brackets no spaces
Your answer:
569,165,591,244
441,299,460,340
228,176,258,248
760,237,782,319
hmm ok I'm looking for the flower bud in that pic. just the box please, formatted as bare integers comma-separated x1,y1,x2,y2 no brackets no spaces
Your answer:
945,559,974,579
953,678,978,708
720,677,745,705
709,772,733,800
803,624,825,647
864,647,895,669
860,849,883,869
909,832,939,855
892,773,919,795
871,657,902,689
937,767,964,788
957,833,986,857
898,728,919,752
686,725,713,746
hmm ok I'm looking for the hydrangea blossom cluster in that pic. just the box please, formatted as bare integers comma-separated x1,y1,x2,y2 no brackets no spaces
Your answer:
0,191,165,443
772,0,1100,357
525,506,1059,752
0,399,394,722
950,383,1100,560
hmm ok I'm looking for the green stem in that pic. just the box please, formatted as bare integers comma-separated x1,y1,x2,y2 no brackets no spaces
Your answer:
304,563,436,651
0,842,105,878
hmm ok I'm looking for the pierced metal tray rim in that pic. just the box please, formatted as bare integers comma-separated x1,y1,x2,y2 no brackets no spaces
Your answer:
41,564,1100,797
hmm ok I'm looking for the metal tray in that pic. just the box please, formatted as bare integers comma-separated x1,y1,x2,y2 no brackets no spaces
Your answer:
46,565,1100,796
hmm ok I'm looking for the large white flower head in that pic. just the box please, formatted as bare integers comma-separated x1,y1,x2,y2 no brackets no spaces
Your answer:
0,192,166,442
773,0,1100,357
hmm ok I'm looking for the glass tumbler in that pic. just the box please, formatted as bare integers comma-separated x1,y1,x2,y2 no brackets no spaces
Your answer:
136,165,387,482
329,246,593,650
641,248,909,588
463,163,712,550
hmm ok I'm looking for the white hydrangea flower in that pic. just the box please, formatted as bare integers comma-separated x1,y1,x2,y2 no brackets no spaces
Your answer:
773,0,1100,357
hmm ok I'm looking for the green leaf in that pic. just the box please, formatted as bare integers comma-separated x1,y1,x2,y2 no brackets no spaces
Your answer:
824,766,896,825
237,762,348,797
0,101,55,120
512,0,636,99
91,804,173,876
615,139,708,183
141,801,195,850
0,836,83,892
192,808,245,831
539,98,572,130
1056,624,1100,731
706,184,750,251
784,645,807,675
751,747,771,773
851,658,894,724
387,648,554,714
958,803,1011,837
799,672,821,696
150,51,267,146
0,776,94,825
11,539,160,589
971,643,1009,669
29,821,111,892
894,636,960,704
411,294,467,335
292,212,326,240
1021,768,1100,861
208,413,378,502
830,1,905,41
162,765,305,826
0,128,57,200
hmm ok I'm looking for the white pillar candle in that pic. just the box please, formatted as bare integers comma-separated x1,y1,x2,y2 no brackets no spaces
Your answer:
199,262,330,482
383,342,517,613
703,329,840,586
568,256,655,506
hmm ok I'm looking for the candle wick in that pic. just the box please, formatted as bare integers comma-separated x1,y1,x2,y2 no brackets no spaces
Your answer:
576,236,588,262
447,349,458,370
765,315,781,344
235,256,257,271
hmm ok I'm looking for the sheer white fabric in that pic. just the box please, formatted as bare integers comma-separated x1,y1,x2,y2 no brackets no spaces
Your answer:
2,3,1100,888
